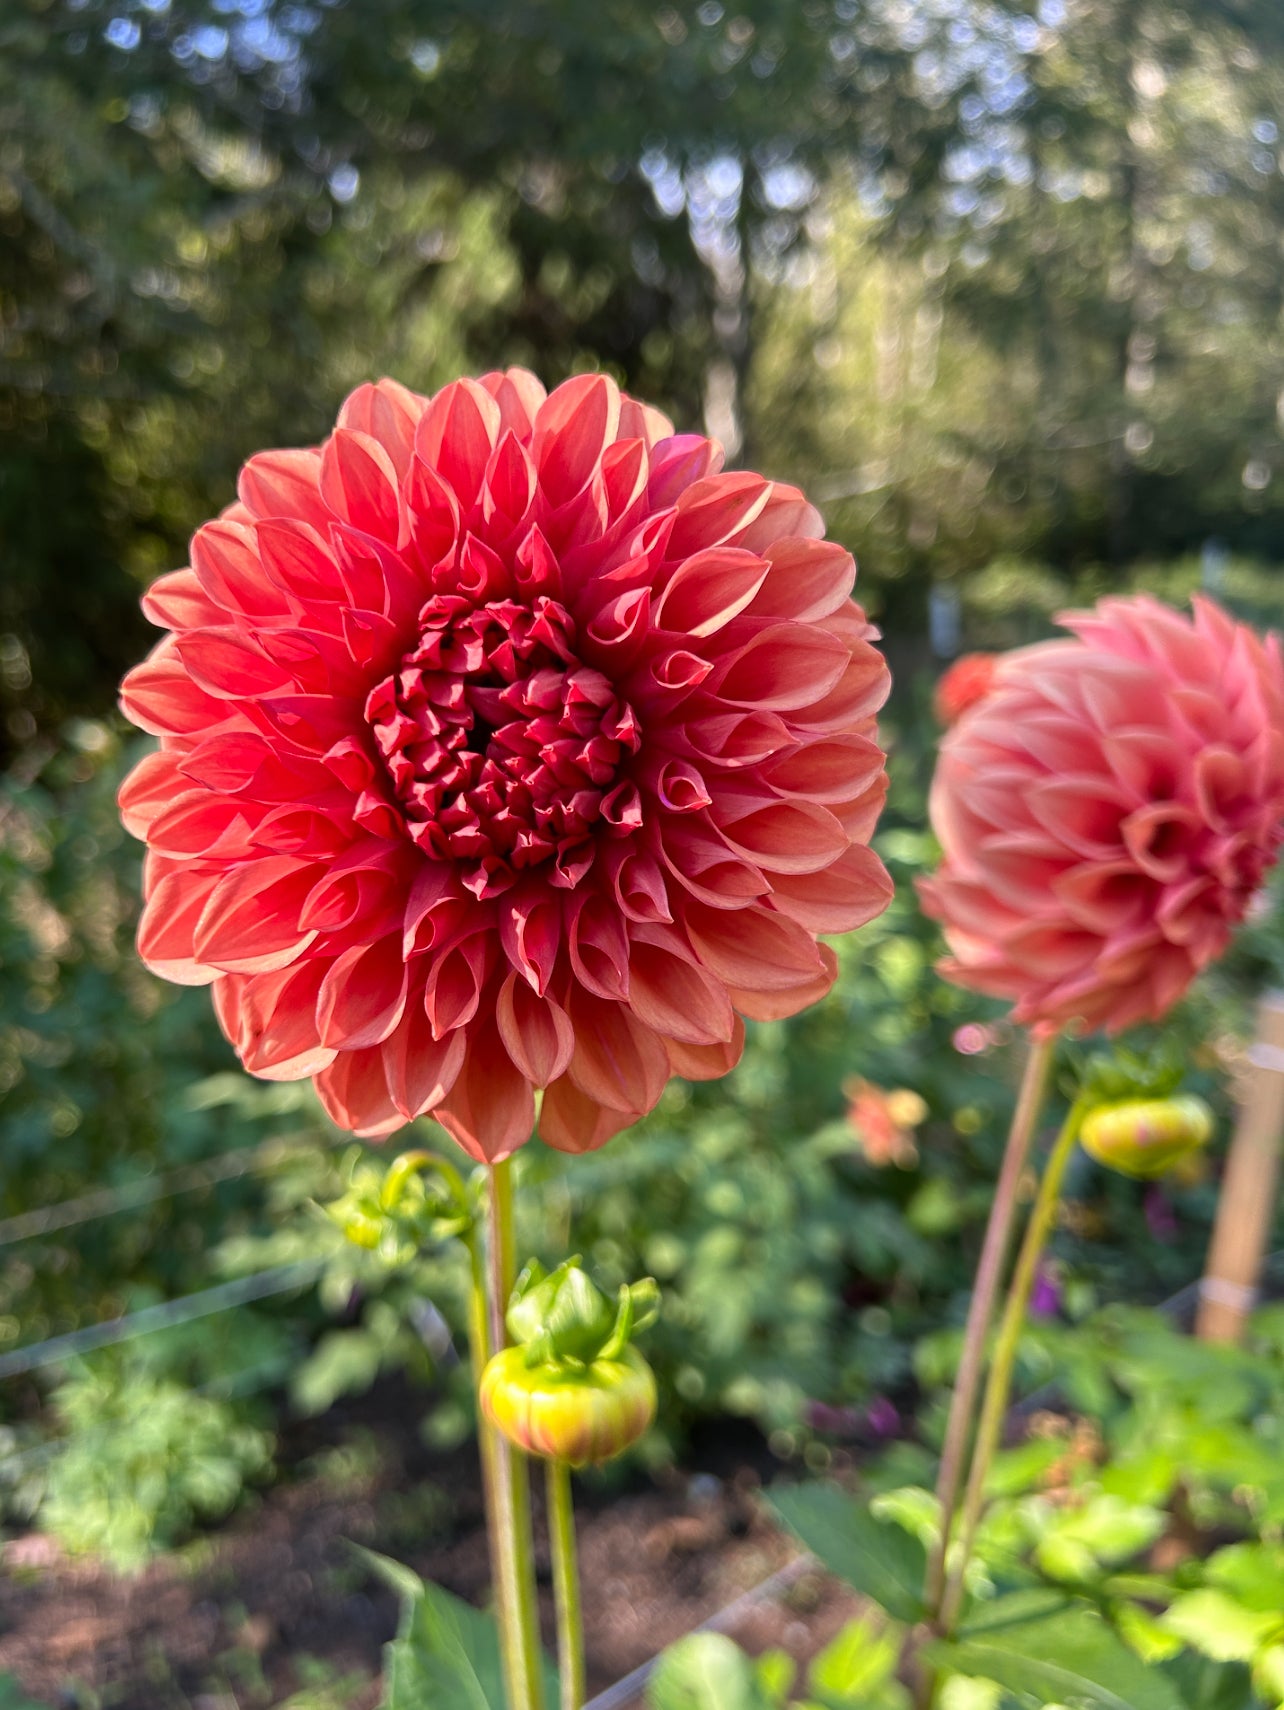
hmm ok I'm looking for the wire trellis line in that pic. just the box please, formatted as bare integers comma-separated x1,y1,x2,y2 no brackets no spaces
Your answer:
0,1261,325,1381
0,1136,294,1249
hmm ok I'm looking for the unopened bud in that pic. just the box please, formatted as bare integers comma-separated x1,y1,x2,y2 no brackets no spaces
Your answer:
480,1344,657,1467
1079,1095,1214,1180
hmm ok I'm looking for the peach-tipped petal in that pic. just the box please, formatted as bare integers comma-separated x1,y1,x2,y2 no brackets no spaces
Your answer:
118,370,893,1156
921,595,1284,1035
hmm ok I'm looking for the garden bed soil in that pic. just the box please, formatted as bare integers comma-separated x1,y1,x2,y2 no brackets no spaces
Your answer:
0,1378,862,1709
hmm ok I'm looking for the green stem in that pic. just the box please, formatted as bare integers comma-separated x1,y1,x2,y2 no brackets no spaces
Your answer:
546,1459,587,1710
937,1095,1089,1636
487,1158,546,1710
922,1033,1057,1629
465,1226,510,1665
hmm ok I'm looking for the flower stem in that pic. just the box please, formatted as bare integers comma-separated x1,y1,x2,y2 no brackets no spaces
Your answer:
546,1459,586,1710
922,1033,1056,1623
937,1094,1088,1635
487,1158,546,1710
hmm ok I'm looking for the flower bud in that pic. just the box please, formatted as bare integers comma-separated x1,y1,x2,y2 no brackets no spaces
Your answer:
1079,1095,1214,1180
480,1344,657,1467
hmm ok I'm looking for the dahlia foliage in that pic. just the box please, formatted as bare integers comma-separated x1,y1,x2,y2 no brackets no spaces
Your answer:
120,372,892,1159
921,594,1284,1035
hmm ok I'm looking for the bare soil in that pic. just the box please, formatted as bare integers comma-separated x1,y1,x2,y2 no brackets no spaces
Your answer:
0,1379,862,1708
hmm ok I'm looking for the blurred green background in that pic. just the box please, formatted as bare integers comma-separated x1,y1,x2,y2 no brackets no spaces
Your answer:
3,0,1284,1606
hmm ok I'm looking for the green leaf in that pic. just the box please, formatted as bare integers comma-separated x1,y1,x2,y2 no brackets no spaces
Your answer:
769,1483,928,1623
647,1633,777,1710
925,1597,1187,1710
1161,1591,1283,1663
360,1548,558,1710
0,1674,51,1710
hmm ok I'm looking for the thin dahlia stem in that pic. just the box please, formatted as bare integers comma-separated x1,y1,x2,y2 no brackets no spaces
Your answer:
546,1459,587,1710
487,1158,546,1710
465,1227,511,1668
922,1033,1057,1625
937,1095,1088,1637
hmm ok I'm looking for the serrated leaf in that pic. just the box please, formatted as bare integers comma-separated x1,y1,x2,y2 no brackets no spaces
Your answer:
769,1483,927,1623
925,1598,1186,1710
647,1633,776,1710
360,1547,558,1710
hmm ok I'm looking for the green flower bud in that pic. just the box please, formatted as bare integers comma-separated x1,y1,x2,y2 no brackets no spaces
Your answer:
480,1344,657,1467
1079,1095,1214,1180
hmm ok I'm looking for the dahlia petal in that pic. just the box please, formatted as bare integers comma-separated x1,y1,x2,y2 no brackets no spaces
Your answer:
423,935,492,1039
237,447,328,529
730,483,825,552
1051,863,1152,934
1121,802,1201,882
382,1002,466,1120
667,472,772,557
191,520,289,621
665,1016,745,1082
714,796,848,876
745,538,855,623
564,990,669,1113
617,394,674,447
768,843,894,933
1027,777,1136,857
119,750,188,838
138,869,221,985
500,891,563,995
538,1074,636,1154
653,758,712,814
176,732,273,795
480,368,548,439
653,546,771,640
727,943,838,1021
194,858,319,974
1194,746,1248,832
176,630,295,700
497,972,575,1085
146,793,261,859
417,378,503,513
317,934,410,1050
337,379,427,479
764,734,885,805
624,925,735,1045
828,772,888,843
299,845,411,937
254,518,344,608
534,374,622,505
314,1047,404,1139
789,642,890,731
707,623,848,712
684,709,796,769
214,961,337,1080
320,429,403,545
646,434,725,510
141,568,223,631
404,456,462,570
569,893,631,1000
248,694,360,754
121,645,233,737
660,818,768,909
483,430,537,531
600,845,672,924
681,898,825,992
599,437,649,524
433,1013,535,1161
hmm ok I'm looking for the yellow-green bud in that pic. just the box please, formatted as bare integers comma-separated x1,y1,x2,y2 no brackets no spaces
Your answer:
480,1344,657,1467
1079,1095,1214,1180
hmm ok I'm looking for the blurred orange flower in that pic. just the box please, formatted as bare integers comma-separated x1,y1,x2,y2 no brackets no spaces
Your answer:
933,652,999,727
844,1077,927,1166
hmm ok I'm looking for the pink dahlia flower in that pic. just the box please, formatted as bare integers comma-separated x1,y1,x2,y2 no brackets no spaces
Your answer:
920,595,1284,1036
119,371,892,1159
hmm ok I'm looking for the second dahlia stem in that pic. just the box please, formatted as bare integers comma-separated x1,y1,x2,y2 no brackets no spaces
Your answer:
487,1158,546,1710
937,1095,1088,1635
546,1459,586,1710
922,1032,1057,1621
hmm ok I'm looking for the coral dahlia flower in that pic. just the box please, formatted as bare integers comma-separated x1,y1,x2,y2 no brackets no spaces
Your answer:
119,371,892,1159
933,652,998,728
920,595,1284,1036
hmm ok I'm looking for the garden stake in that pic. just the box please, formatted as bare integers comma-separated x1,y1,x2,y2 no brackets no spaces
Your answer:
938,1093,1091,1635
547,1458,587,1710
487,1158,546,1710
1198,990,1284,1343
922,1033,1057,1624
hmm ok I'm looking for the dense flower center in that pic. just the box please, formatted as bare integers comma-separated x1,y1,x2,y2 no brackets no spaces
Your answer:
366,591,642,898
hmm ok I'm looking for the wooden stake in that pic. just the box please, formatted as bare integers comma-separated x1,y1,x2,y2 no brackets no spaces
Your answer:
1197,991,1284,1344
